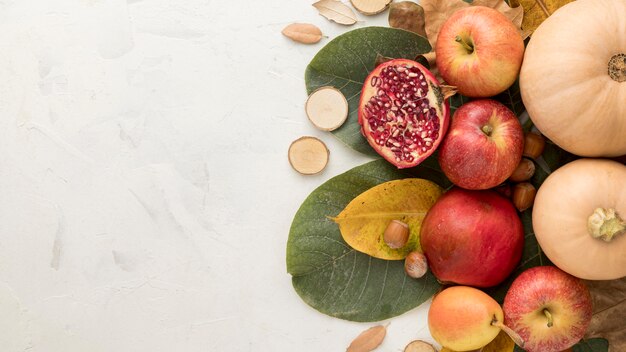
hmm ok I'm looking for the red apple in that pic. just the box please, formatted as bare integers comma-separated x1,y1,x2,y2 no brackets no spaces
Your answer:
420,188,524,287
503,266,593,352
438,99,524,190
435,6,524,97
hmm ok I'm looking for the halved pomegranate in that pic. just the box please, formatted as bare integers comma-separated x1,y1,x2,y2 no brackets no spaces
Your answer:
358,59,450,168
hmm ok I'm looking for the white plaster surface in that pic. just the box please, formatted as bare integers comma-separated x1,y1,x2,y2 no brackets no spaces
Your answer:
0,0,433,350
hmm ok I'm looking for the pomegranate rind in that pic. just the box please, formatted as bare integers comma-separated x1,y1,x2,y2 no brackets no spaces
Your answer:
358,59,450,169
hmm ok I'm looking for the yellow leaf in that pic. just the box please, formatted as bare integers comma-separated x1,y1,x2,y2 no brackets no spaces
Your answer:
515,0,575,33
441,331,516,352
422,0,524,47
332,179,443,260
312,0,358,26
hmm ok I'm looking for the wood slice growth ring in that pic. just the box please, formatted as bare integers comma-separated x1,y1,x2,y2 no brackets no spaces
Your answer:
288,136,330,175
305,86,349,131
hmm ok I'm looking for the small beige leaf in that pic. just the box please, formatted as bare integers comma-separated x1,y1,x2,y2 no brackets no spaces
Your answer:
350,0,392,15
282,23,323,44
313,0,358,25
347,325,387,352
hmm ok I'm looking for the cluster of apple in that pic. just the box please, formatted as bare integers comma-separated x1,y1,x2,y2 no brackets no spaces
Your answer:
415,6,595,352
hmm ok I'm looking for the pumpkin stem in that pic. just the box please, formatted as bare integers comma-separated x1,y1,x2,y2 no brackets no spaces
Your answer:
608,53,626,83
587,208,626,242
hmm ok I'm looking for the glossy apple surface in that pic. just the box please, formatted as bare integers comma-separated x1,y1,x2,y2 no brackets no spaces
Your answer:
503,266,593,352
438,99,524,190
429,286,502,351
420,188,524,287
435,6,524,97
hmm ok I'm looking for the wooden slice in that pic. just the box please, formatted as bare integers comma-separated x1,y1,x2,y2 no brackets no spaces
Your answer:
305,86,349,131
404,340,437,352
288,136,329,175
350,0,392,15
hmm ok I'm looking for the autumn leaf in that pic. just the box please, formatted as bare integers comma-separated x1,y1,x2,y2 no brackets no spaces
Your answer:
281,23,324,44
441,330,516,352
347,325,387,352
388,1,427,37
473,0,523,28
511,0,575,33
421,0,469,47
332,179,443,260
584,277,626,352
421,0,524,47
313,0,358,26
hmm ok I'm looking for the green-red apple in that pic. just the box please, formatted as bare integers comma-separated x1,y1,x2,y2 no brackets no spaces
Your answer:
438,99,524,190
503,266,593,352
435,6,524,97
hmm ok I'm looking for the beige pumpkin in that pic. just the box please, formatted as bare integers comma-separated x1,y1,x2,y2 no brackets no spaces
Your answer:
520,0,626,157
533,159,626,280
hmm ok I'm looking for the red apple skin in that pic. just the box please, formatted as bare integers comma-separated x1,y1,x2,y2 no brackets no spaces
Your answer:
503,266,593,352
438,99,524,190
420,188,524,287
435,6,524,97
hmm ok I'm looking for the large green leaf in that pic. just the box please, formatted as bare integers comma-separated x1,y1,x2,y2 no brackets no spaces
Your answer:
514,338,609,352
305,27,432,156
286,158,447,322
493,79,525,117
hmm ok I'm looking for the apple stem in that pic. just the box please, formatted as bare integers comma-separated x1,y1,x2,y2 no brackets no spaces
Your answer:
454,35,474,54
481,125,493,136
543,309,554,327
492,318,525,348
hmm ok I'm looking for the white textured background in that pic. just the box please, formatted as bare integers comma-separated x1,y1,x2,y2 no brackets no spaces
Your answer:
0,0,433,350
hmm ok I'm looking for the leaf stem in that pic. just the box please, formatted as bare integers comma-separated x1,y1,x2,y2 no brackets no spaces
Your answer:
534,0,551,17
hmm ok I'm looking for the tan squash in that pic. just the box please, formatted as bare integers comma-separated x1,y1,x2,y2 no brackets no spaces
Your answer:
533,159,626,280
520,0,626,157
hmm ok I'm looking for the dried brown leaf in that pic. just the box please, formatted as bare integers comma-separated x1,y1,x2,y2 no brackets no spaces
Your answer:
421,0,470,47
374,53,395,67
281,23,323,44
388,2,427,37
472,0,524,28
421,0,524,47
347,325,387,352
584,277,626,352
313,0,358,26
515,0,575,33
350,0,392,15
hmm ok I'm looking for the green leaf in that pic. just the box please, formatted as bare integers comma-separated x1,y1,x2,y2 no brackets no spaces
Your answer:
513,338,609,352
305,27,432,155
287,158,447,322
493,79,525,117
